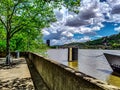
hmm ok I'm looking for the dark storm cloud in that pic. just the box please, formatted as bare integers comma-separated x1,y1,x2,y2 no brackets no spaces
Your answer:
78,9,96,20
65,2,100,27
65,17,89,27
111,5,120,14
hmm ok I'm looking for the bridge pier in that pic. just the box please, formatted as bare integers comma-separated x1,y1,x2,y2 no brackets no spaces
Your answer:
68,47,78,62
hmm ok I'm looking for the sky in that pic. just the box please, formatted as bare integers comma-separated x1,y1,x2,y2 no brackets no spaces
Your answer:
42,0,120,45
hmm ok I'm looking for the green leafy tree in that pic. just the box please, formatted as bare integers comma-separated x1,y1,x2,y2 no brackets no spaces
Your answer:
0,0,80,65
0,0,56,64
0,27,6,52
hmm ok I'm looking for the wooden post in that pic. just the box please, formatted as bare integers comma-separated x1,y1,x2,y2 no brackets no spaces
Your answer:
68,47,78,62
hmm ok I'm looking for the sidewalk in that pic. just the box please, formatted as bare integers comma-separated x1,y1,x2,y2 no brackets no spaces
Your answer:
0,58,34,90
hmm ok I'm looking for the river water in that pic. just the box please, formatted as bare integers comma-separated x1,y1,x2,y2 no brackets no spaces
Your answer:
47,49,120,87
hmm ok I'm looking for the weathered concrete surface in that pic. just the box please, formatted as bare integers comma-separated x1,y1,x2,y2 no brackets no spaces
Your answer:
0,52,49,90
26,58,49,90
28,52,120,90
0,58,34,90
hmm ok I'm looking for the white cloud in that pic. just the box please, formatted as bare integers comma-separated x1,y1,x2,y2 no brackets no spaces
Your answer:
61,31,73,38
54,6,68,21
97,23,104,28
99,2,111,13
92,26,101,31
107,0,120,7
80,36,91,42
50,36,91,45
111,14,120,23
114,23,118,26
115,27,120,32
79,26,92,34
42,30,50,35
42,0,120,45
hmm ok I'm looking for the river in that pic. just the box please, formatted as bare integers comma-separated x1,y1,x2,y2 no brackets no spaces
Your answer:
47,49,120,87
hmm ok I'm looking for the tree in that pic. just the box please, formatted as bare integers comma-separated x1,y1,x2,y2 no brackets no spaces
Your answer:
0,27,6,52
10,27,47,53
0,0,57,65
0,0,80,65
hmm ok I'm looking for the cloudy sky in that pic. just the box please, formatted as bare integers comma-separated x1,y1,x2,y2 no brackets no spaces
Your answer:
42,0,120,45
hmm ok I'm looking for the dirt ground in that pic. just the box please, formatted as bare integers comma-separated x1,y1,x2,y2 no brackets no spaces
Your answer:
0,58,34,90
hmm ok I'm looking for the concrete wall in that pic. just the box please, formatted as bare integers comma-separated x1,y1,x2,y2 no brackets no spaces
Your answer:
1,52,119,90
27,52,119,90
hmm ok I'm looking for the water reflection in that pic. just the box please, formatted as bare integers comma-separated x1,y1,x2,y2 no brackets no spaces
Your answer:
47,49,120,88
68,61,120,87
107,73,120,87
68,61,78,70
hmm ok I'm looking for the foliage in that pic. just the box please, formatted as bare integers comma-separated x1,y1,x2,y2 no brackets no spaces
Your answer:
0,40,6,52
64,0,80,13
61,33,120,49
45,0,80,13
10,30,48,55
0,27,6,52
83,33,120,49
0,0,56,64
112,43,120,49
0,0,81,52
0,0,56,52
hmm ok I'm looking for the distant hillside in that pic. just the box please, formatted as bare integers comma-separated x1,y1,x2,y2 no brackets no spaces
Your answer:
60,33,120,49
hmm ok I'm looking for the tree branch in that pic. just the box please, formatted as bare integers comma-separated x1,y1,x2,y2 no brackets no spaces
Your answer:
10,26,23,39
11,24,21,33
9,2,19,22
0,16,7,29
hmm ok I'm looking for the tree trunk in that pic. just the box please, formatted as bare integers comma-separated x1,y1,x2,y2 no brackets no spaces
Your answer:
6,32,11,65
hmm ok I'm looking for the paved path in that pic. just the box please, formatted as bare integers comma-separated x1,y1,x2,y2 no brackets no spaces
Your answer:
0,58,34,90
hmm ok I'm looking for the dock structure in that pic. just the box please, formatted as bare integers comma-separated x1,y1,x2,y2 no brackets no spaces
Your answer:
104,53,120,74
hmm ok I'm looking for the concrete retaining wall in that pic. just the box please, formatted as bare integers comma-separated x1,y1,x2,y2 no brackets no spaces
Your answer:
1,52,119,90
27,52,119,90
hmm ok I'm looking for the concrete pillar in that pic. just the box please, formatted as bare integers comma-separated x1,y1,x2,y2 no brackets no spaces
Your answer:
46,40,50,46
68,61,78,69
68,47,78,62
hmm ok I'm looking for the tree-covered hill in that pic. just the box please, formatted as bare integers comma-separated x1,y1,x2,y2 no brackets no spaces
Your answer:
60,33,120,49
